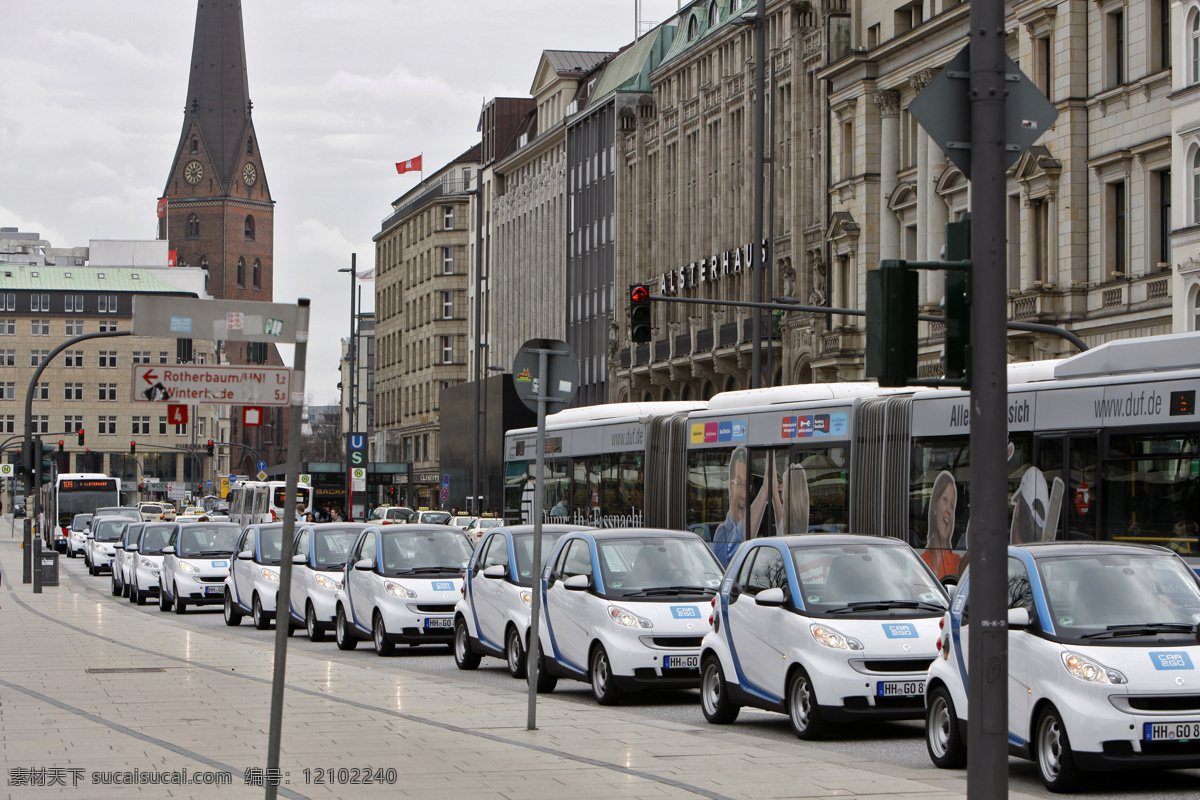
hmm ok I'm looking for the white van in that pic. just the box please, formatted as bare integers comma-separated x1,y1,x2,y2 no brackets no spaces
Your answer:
227,482,271,527
266,481,312,522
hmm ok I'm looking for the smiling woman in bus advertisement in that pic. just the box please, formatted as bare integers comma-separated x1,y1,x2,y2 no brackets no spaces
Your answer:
921,470,960,580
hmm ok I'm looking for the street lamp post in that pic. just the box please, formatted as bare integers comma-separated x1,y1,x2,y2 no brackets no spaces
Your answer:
338,256,357,517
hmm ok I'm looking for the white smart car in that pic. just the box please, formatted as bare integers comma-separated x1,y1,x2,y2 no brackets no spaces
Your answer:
224,523,289,630
111,522,144,597
66,513,93,558
284,523,367,642
700,534,947,738
158,522,240,614
126,523,175,605
454,524,589,677
85,517,129,576
333,525,474,655
926,541,1200,792
535,528,724,705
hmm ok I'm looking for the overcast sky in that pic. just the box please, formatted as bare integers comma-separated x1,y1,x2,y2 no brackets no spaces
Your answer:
0,0,682,405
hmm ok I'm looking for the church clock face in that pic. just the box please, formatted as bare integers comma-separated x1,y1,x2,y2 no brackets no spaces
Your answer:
184,160,204,185
242,162,257,186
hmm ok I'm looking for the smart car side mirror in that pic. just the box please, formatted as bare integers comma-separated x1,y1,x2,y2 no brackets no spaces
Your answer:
126,544,139,553
563,574,591,591
162,546,175,555
754,587,786,607
354,558,375,571
482,564,507,579
237,551,254,560
1007,607,1031,630
292,554,307,565
940,574,959,588
86,534,94,540
114,543,124,550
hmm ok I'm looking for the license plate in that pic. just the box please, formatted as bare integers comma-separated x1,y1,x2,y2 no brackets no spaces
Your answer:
1144,722,1200,741
424,618,453,629
204,585,225,595
663,654,699,669
877,680,925,697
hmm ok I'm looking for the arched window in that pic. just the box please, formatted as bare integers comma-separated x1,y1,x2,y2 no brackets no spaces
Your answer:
1190,284,1200,331
185,213,199,239
708,1,718,24
246,137,254,156
236,257,246,287
1192,12,1200,84
1192,148,1200,224
244,215,255,241
190,137,198,154
728,0,741,16
662,387,675,402
687,14,699,40
252,258,261,289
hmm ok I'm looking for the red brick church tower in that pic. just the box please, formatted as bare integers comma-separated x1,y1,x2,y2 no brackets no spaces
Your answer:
159,0,284,473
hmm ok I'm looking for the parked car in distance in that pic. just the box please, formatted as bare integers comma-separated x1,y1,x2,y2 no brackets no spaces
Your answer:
112,522,144,597
926,541,1200,792
701,535,947,739
409,509,452,526
455,524,590,677
138,502,169,522
67,513,94,558
85,517,129,576
96,507,142,523
224,523,288,630
464,516,504,540
158,523,240,614
368,506,412,525
127,523,175,605
285,523,369,642
449,515,476,531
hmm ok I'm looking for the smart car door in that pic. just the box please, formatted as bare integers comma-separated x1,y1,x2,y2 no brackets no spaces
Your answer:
289,529,310,621
347,531,377,631
545,538,592,671
1006,556,1035,743
727,545,787,694
233,528,257,608
471,533,509,647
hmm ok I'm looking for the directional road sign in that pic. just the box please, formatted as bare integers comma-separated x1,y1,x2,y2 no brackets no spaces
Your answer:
131,365,292,405
907,44,1058,179
257,471,268,481
257,461,267,471
132,297,305,344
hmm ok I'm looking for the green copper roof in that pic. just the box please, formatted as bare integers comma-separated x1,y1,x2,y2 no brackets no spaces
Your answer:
659,0,750,69
0,263,194,294
585,27,675,109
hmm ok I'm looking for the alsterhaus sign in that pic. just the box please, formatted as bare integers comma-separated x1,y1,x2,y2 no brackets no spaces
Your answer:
658,240,766,297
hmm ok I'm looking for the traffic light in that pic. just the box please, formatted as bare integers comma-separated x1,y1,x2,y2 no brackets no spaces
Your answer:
206,440,215,457
176,338,193,363
629,284,652,344
138,482,145,492
942,215,972,382
130,441,137,455
57,440,64,453
865,260,918,388
78,429,85,448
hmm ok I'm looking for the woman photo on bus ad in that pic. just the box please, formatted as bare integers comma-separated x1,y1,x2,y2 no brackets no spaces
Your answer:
922,470,961,580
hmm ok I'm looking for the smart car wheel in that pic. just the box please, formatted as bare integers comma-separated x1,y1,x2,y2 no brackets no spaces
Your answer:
925,685,967,769
252,594,270,630
110,572,121,596
1035,704,1083,793
373,613,395,656
158,582,172,612
306,602,325,643
335,606,357,651
786,667,825,740
505,626,526,679
173,585,187,614
135,577,148,606
533,641,557,693
700,656,740,725
453,617,480,670
127,573,138,603
590,645,623,706
224,592,243,626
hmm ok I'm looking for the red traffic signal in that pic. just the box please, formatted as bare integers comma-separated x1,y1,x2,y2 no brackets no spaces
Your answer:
630,285,649,304
629,284,652,343
78,429,85,447
206,439,215,457
58,440,64,452
130,441,137,454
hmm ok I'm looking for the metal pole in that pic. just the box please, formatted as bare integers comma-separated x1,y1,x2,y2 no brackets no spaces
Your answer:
347,254,356,519
749,0,766,389
264,299,309,800
767,51,777,388
526,349,549,731
968,2,1008,799
472,183,483,514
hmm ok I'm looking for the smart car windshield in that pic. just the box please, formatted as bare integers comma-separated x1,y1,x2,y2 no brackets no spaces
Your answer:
258,528,284,565
139,525,174,555
93,520,127,542
177,525,239,557
511,532,572,586
596,536,723,599
1037,552,1200,640
791,543,947,614
378,530,473,577
312,528,361,570
71,514,93,532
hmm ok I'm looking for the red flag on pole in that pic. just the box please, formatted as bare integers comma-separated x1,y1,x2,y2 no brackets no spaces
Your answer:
395,155,422,174
156,197,168,218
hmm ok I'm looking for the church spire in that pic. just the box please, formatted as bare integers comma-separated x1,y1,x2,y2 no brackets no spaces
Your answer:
177,0,252,191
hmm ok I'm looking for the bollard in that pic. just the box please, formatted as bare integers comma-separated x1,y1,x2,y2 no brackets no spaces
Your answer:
32,534,42,593
22,522,31,584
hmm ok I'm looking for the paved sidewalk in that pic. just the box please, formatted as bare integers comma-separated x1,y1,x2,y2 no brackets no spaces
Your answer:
0,539,1025,800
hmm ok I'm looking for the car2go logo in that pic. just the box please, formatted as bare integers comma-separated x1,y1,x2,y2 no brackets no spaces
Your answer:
670,606,700,619
882,623,917,638
1150,651,1195,670
432,581,454,592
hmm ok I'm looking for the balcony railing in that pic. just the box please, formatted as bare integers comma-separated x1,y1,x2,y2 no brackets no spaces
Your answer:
674,333,691,357
696,328,713,352
379,177,471,232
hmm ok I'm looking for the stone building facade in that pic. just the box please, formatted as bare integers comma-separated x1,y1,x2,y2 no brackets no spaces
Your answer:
373,147,480,508
1172,0,1200,333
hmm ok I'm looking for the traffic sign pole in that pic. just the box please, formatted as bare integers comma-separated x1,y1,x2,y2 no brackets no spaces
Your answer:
968,2,1009,799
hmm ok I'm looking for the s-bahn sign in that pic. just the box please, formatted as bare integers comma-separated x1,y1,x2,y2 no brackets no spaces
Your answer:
131,365,292,405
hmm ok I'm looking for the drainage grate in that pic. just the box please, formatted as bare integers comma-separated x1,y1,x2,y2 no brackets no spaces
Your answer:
85,667,166,674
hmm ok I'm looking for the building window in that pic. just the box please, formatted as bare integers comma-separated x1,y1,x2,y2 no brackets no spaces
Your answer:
252,258,261,289
0,383,12,401
186,213,200,240
0,294,12,312
175,421,187,435
37,382,48,400
29,350,47,367
0,350,12,367
98,320,117,332
0,319,12,335
99,384,117,401
132,351,151,364
441,335,454,364
1107,11,1125,88
1193,150,1200,225
159,351,169,364
64,295,83,313
1193,12,1200,85
64,383,83,401
840,119,854,182
132,416,150,435
1158,170,1172,269
687,13,699,40
98,295,117,313
190,137,198,154
98,351,118,368
65,319,85,335
29,294,49,312
443,246,454,274
237,257,246,287
245,215,255,241
1152,0,1170,72
442,291,453,319
1035,36,1052,98
1110,180,1127,277
30,319,48,336
1,415,12,434
246,137,254,156
100,416,117,435
159,416,168,435
443,205,454,230
64,416,83,434
197,418,205,438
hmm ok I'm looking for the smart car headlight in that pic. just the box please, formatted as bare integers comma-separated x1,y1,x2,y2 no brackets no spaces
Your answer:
521,590,533,608
315,574,342,591
809,623,864,651
260,568,280,582
385,582,417,599
178,561,200,573
1061,652,1127,684
140,558,155,568
608,605,653,629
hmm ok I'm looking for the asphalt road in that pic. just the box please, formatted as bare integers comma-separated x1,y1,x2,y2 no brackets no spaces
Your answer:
48,543,1200,800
